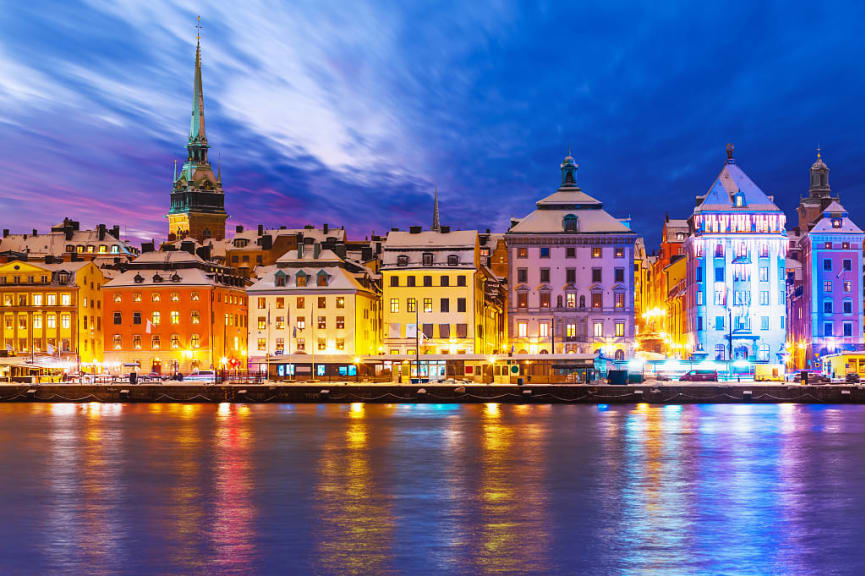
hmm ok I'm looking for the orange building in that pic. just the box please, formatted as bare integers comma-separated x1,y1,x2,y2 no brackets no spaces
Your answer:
103,249,248,375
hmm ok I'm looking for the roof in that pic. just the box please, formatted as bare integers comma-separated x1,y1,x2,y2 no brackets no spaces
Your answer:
0,230,133,258
104,267,216,288
810,201,864,234
695,162,781,213
226,227,345,252
384,230,477,249
247,264,374,294
508,207,633,234
132,250,205,266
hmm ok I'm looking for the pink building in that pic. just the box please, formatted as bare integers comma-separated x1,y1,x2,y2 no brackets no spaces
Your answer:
505,154,637,359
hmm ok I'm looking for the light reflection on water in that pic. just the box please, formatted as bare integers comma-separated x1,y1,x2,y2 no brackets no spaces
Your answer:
0,403,864,575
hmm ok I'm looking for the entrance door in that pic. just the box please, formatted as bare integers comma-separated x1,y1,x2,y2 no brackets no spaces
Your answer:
151,360,162,375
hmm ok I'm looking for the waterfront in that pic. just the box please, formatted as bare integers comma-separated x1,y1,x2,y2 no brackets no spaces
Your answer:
1,404,865,575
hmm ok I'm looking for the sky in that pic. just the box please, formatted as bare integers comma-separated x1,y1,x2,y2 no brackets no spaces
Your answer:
1,1,864,248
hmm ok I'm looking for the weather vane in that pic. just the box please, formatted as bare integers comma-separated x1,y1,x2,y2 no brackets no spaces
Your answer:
195,15,202,41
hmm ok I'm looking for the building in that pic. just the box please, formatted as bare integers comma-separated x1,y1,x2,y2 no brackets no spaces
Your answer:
0,259,105,370
685,145,787,364
664,255,688,356
0,219,137,268
381,225,504,356
167,32,228,242
505,154,637,358
246,239,381,378
103,248,248,375
787,152,864,368
223,224,345,277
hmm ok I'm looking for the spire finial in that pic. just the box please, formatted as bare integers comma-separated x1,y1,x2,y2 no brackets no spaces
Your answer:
173,159,177,182
817,144,822,160
432,186,440,232
726,142,735,164
195,15,202,43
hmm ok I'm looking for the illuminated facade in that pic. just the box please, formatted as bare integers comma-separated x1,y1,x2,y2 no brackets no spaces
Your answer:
0,260,105,368
685,145,787,364
506,154,637,358
103,249,248,374
0,219,137,268
246,240,381,374
787,152,864,368
167,32,228,242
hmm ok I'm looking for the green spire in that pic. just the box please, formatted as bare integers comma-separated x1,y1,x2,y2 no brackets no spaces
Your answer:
187,16,208,164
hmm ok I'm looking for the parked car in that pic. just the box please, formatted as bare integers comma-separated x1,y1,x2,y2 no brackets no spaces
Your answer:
184,370,216,384
679,369,718,382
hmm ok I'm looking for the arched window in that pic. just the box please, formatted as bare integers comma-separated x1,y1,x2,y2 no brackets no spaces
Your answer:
614,349,625,361
579,295,586,308
563,214,578,232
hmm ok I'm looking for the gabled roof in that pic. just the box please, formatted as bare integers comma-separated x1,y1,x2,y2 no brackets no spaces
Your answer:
385,230,477,249
695,162,781,213
535,187,603,208
810,201,864,234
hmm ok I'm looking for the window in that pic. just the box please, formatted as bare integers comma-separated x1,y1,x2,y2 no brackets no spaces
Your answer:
539,322,549,337
132,335,142,350
457,275,466,287
151,311,160,325
844,300,853,314
133,292,142,303
296,338,305,352
593,322,603,337
336,297,345,309
566,247,576,258
696,267,703,283
257,317,266,330
843,259,852,271
257,297,266,309
615,293,624,308
152,292,160,302
540,268,550,283
715,244,724,257
47,294,57,306
615,322,624,337
566,293,576,308
697,316,703,331
539,247,550,258
151,335,161,349
614,268,624,283
390,298,399,313
540,293,550,308
697,291,704,305
563,214,578,232
517,293,527,309
336,338,345,351
566,323,576,338
759,267,768,282
591,268,602,283
424,298,433,313
170,311,180,324
824,322,833,337
423,253,433,266
113,334,121,350
715,344,726,361
825,242,832,249
190,334,200,348
457,298,466,313
518,322,527,337
824,301,833,314
824,281,832,293
170,292,179,302
844,322,853,337
592,247,601,258
715,316,724,331
759,243,769,258
456,324,468,339
423,276,432,287
275,316,284,330
297,317,306,330
397,255,408,267
715,267,724,282
316,296,326,309
59,314,69,329
275,338,284,352
761,316,769,331
614,247,624,258
276,297,285,309
440,298,450,312
61,294,71,306
336,316,345,329
275,274,286,287
390,276,399,287
407,298,416,312
317,316,326,330
317,273,328,287
440,276,450,287
566,268,576,283
517,247,528,259
447,255,459,266
760,291,769,305
297,297,305,309
297,274,308,287
47,314,56,329
592,293,602,309
517,268,528,283
824,259,832,271
406,276,416,287
113,312,122,325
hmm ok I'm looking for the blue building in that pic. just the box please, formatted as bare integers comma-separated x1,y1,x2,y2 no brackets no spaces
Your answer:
685,145,788,365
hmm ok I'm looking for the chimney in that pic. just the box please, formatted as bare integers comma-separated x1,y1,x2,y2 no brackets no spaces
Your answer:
32,229,38,237
236,225,244,233
180,240,196,255
323,223,329,234
409,226,422,234
45,255,54,264
257,224,264,236
141,242,155,253
314,242,321,259
440,226,450,233
196,245,212,261
261,235,273,251
361,246,372,261
2,229,8,238
98,224,106,241
111,225,120,239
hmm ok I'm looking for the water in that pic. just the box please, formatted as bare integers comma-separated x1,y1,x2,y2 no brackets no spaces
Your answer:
0,403,863,575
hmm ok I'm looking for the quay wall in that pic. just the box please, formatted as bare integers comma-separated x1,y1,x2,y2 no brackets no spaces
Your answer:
1,383,865,404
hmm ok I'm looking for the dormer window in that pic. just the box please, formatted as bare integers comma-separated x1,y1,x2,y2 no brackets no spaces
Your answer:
563,214,578,232
296,272,308,287
316,271,329,287
422,253,433,267
275,272,287,287
832,218,842,228
397,255,408,267
733,191,746,207
447,255,459,266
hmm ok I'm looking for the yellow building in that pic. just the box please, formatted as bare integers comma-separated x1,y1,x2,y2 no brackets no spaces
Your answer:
381,227,504,355
0,259,105,370
247,241,381,378
664,255,688,357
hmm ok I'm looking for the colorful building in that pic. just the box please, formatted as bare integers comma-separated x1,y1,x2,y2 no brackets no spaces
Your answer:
505,154,637,358
685,145,787,364
381,226,504,356
103,249,248,375
223,224,345,277
787,151,864,368
0,219,137,268
168,32,228,242
0,259,105,370
246,239,381,378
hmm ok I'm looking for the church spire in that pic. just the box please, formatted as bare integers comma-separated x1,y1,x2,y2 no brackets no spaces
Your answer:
432,186,441,231
188,16,208,165
809,146,830,197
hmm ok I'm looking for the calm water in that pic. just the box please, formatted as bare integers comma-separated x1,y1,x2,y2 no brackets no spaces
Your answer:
0,403,864,575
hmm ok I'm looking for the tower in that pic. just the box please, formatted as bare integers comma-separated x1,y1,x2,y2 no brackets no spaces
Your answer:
167,18,228,242
796,148,838,232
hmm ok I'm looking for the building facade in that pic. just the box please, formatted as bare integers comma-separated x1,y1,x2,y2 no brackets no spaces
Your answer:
506,154,637,358
246,240,381,377
168,34,228,242
0,260,105,369
103,250,248,374
381,227,504,355
0,219,137,268
685,146,787,364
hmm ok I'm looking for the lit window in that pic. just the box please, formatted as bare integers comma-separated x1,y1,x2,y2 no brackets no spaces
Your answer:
133,335,142,350
191,311,200,324
151,311,160,325
191,334,200,348
390,298,399,313
152,292,160,302
191,292,200,301
517,322,527,338
113,334,121,350
566,323,576,338
61,294,71,306
152,335,160,349
47,294,56,306
615,322,624,337
336,297,345,309
593,322,604,338
170,311,180,324
170,292,179,302
171,334,180,349
424,298,433,313
539,322,549,337
258,317,266,330
133,292,142,302
33,294,43,306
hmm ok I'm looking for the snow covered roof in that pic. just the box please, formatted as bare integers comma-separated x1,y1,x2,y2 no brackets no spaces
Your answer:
105,267,216,288
810,201,864,234
695,162,781,213
385,230,477,249
248,263,373,294
508,206,632,234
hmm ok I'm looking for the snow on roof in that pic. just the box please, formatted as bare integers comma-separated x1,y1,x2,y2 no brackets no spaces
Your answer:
132,250,205,266
105,267,216,288
248,263,372,294
695,163,781,213
0,229,132,257
508,208,633,234
276,247,343,265
384,230,477,249
534,187,603,207
810,202,864,234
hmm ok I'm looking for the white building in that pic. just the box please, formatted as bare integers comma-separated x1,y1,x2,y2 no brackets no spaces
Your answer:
685,145,787,363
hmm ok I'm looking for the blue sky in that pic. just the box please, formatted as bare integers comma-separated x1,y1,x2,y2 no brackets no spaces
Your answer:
1,1,864,246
